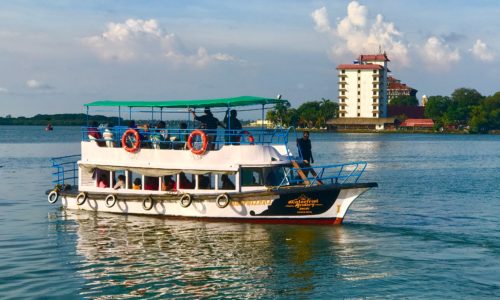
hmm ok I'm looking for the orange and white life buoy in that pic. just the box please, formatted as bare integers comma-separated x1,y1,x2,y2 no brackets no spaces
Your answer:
187,130,208,155
241,130,255,144
121,129,141,153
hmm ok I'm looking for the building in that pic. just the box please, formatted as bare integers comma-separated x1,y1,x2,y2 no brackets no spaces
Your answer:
387,76,418,103
329,53,392,130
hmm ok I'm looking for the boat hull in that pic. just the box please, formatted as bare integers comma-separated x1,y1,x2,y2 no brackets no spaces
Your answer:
55,183,377,224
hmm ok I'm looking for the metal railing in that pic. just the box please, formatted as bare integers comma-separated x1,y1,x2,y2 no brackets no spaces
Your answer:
281,161,368,187
50,155,80,186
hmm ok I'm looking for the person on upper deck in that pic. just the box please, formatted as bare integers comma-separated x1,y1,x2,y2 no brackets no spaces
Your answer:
223,109,242,144
297,131,314,164
113,175,126,189
190,107,221,150
88,121,105,146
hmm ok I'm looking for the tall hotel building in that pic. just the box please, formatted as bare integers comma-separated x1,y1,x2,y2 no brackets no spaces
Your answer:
331,53,395,130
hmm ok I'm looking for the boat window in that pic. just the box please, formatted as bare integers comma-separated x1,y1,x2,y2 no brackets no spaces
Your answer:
130,172,142,190
179,172,195,189
241,168,264,186
144,176,160,191
94,169,110,188
263,166,286,186
112,170,126,189
198,174,213,190
218,174,236,190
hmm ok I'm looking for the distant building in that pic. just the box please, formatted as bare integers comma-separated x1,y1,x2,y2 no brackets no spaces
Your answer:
387,76,418,103
329,53,390,130
248,119,273,127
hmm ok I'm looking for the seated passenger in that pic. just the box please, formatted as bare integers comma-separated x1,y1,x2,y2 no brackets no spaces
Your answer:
133,178,142,190
98,174,109,188
173,122,189,150
161,175,177,191
179,173,194,189
144,176,159,190
88,121,105,146
113,175,126,189
220,174,235,190
102,124,115,148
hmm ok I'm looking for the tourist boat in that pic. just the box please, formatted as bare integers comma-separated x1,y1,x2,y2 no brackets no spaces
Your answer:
47,96,377,224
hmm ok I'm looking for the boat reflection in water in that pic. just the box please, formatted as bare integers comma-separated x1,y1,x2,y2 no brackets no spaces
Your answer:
59,211,387,298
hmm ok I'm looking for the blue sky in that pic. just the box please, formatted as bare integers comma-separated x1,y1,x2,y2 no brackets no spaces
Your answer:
0,0,498,117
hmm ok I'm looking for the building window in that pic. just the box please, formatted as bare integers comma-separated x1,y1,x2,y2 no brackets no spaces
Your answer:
342,70,345,74
357,91,360,95
358,77,361,81
341,91,345,95
357,84,360,88
357,106,360,109
342,84,345,88
373,84,377,88
373,99,377,103
357,98,360,103
357,113,360,117
373,70,377,73
357,70,361,73
373,91,377,95
341,113,345,117
373,113,377,117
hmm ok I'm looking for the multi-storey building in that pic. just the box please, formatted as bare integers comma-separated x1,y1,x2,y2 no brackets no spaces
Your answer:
329,53,394,130
387,76,418,103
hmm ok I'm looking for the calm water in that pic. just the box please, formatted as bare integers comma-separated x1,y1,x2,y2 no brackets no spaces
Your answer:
1,126,499,299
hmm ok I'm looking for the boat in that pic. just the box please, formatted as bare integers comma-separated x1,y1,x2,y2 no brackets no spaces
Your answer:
47,96,377,224
45,123,53,131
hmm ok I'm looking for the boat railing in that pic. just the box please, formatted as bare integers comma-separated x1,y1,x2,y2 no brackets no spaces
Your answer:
81,126,293,150
50,155,80,187
280,161,368,188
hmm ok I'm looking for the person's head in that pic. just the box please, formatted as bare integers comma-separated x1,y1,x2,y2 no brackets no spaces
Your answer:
128,120,136,128
302,131,310,140
180,122,187,129
164,175,173,182
230,109,237,117
204,107,212,116
221,174,229,182
133,178,141,185
157,121,166,128
117,175,125,181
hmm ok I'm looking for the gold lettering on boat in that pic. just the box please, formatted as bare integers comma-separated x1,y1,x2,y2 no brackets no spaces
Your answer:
286,194,322,214
232,200,273,206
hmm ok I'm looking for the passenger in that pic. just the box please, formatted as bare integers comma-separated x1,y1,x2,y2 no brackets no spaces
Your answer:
133,178,142,190
144,176,159,190
179,173,194,189
190,107,221,150
174,122,189,150
223,109,242,145
161,175,177,191
88,121,105,146
98,173,109,188
220,174,235,190
139,123,151,148
128,120,137,129
113,175,126,190
297,131,314,177
102,123,115,147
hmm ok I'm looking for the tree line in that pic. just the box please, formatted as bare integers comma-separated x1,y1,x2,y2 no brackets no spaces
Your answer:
391,88,500,133
266,98,338,128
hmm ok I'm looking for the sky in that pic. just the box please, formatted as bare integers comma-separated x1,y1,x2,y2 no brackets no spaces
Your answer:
0,0,499,117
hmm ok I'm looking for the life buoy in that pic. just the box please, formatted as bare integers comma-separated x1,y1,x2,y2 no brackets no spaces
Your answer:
142,196,154,211
187,130,208,155
241,130,255,144
48,190,59,204
216,193,230,208
121,129,141,153
179,193,192,208
76,192,87,205
105,194,117,208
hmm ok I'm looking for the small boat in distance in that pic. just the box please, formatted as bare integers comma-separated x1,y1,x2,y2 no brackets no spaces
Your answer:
47,96,377,224
45,123,53,131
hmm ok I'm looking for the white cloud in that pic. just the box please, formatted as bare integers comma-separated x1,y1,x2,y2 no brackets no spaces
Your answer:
312,1,409,67
311,7,330,32
26,79,53,90
83,18,236,67
0,87,8,93
470,39,495,61
421,36,460,69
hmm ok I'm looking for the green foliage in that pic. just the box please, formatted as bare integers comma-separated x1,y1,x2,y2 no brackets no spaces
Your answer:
469,92,500,133
425,96,451,121
390,95,419,106
266,98,338,128
446,88,484,124
0,114,123,126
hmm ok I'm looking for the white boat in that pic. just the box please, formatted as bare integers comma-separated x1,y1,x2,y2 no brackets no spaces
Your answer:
47,96,377,224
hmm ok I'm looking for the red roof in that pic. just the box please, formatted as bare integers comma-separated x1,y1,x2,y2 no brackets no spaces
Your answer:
336,64,383,70
359,53,390,62
400,119,434,127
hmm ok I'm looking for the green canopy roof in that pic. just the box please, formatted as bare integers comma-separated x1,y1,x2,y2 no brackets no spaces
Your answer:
85,96,288,108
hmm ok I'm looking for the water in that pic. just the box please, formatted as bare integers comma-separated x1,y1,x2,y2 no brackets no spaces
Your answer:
1,126,499,299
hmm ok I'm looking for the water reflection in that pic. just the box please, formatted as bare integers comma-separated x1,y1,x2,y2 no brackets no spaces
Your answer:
55,211,388,298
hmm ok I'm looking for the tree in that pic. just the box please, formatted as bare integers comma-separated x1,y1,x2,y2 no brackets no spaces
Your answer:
390,95,419,106
424,96,451,121
447,88,484,124
469,92,500,133
318,98,338,128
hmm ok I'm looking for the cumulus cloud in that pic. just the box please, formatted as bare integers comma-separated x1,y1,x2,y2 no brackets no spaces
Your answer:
470,39,495,61
421,36,460,69
26,79,53,90
83,18,236,67
311,1,409,67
